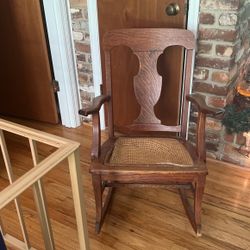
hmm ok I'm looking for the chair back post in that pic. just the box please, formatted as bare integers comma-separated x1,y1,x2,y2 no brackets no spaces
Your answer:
104,50,114,138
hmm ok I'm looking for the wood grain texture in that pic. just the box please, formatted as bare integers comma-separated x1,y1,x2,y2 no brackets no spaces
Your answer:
0,0,58,123
29,139,55,250
79,95,110,116
103,29,195,51
0,129,31,248
0,119,250,250
0,118,88,250
133,51,162,124
103,28,195,134
83,28,208,235
98,0,187,129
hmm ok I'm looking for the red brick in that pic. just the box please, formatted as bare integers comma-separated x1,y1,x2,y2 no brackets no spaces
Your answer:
207,96,226,108
223,144,237,155
200,0,240,11
199,28,238,42
216,45,234,57
193,68,209,80
76,53,86,62
206,117,222,131
200,13,215,24
224,133,235,143
206,142,219,151
196,57,233,70
236,133,246,145
212,71,230,84
188,125,196,135
198,42,213,55
206,132,220,143
75,42,91,53
73,31,84,41
192,82,228,96
78,73,89,83
219,13,238,26
80,90,93,103
70,0,86,8
71,9,83,19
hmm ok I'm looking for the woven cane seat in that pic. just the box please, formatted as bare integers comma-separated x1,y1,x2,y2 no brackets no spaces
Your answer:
108,137,193,166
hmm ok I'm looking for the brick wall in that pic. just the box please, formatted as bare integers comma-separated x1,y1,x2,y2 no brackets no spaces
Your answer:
69,0,94,117
190,0,250,167
69,0,250,166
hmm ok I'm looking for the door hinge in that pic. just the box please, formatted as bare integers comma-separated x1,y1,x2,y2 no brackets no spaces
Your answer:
52,80,60,92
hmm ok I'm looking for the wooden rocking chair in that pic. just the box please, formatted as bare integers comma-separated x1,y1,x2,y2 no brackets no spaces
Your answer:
79,28,221,236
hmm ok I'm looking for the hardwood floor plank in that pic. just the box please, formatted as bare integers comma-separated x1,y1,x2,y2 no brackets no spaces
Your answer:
0,118,249,249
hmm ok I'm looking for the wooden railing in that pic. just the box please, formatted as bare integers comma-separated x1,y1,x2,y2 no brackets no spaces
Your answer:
0,119,89,250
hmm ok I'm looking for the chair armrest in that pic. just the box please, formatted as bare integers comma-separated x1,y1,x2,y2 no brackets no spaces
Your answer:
79,95,110,116
186,93,223,116
79,95,110,160
186,93,223,162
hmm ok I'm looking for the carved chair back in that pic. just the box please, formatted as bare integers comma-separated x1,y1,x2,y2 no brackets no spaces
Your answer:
103,28,195,138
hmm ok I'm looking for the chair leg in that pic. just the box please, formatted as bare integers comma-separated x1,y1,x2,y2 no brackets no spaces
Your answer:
179,175,206,237
92,174,102,233
194,176,206,237
92,174,114,233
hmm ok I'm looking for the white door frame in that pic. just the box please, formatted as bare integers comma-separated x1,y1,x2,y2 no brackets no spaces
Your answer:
87,0,105,129
88,0,200,130
43,0,81,128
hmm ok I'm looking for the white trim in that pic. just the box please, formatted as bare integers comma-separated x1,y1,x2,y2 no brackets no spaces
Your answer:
186,0,200,138
187,0,200,39
88,0,200,131
43,0,81,128
187,0,200,88
87,0,105,130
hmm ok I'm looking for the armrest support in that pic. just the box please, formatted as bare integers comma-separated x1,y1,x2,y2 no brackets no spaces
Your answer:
79,95,110,160
186,93,224,162
78,95,110,116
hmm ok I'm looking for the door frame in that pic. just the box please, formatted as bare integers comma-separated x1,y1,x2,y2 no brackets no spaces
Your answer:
88,0,200,130
43,0,81,128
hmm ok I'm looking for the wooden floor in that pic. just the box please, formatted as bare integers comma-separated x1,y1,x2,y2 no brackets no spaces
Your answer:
0,118,250,250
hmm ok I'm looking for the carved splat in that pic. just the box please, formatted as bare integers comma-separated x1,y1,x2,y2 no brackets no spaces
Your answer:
102,28,196,134
133,51,163,124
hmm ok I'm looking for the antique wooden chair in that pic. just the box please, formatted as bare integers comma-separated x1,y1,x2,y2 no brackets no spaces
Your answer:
79,28,221,236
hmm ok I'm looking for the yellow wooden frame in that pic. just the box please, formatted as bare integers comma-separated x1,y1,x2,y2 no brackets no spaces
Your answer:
0,119,89,250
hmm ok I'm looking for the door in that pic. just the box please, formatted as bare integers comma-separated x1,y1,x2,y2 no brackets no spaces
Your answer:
98,0,188,131
0,0,59,124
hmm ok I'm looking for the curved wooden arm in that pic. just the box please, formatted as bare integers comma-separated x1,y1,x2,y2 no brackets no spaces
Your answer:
79,95,110,116
186,93,223,115
187,93,223,162
79,95,110,160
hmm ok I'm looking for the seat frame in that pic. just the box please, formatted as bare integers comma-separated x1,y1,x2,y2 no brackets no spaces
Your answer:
79,28,222,236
